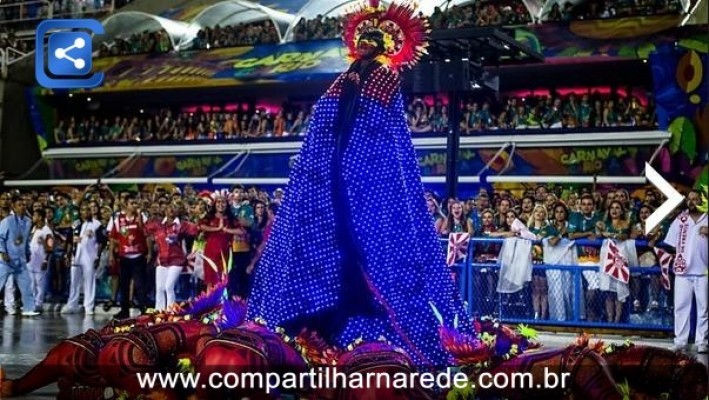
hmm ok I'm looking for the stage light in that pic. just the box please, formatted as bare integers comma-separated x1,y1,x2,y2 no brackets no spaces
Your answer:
87,97,92,102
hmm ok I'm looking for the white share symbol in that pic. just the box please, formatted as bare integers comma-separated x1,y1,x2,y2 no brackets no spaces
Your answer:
54,37,86,69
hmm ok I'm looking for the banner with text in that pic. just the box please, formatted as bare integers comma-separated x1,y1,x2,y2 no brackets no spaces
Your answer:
79,19,707,93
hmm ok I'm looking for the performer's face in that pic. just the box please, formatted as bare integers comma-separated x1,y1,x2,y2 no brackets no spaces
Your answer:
357,39,378,58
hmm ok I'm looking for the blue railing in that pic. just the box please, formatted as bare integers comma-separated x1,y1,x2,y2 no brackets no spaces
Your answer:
444,237,673,332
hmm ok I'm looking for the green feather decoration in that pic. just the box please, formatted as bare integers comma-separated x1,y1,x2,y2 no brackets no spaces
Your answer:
617,378,631,400
446,379,476,400
697,185,708,214
517,324,538,340
177,357,194,374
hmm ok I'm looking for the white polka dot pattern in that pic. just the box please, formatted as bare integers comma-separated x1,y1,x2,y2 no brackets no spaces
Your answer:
247,65,469,367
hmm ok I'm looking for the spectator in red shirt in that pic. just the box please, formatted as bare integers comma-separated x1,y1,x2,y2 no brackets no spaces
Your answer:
145,203,197,310
108,193,148,319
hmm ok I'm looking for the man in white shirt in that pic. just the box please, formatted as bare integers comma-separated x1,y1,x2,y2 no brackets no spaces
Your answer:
665,189,708,355
27,209,54,312
63,204,103,314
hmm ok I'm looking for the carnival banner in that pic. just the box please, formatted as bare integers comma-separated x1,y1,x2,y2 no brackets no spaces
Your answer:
46,142,657,183
80,19,707,93
514,16,700,60
48,155,228,179
90,40,348,92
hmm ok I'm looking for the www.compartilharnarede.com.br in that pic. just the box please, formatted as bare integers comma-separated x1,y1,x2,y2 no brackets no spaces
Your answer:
137,367,571,394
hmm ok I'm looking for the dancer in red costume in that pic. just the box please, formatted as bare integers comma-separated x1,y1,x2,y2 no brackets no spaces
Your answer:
198,190,234,288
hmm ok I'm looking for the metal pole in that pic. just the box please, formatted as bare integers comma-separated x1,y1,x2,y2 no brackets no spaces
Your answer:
446,90,460,199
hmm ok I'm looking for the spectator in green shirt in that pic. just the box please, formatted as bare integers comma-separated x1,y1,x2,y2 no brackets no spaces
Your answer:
569,193,602,321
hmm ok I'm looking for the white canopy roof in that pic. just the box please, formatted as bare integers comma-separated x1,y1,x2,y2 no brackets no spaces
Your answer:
98,11,192,50
282,0,482,41
178,0,296,48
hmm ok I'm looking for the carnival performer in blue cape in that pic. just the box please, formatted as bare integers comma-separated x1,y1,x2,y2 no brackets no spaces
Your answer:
247,0,468,366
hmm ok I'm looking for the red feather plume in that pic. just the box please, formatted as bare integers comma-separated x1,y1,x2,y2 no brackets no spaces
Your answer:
343,1,429,71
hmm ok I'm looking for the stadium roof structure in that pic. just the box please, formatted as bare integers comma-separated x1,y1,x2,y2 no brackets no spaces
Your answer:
177,0,297,48
98,11,194,50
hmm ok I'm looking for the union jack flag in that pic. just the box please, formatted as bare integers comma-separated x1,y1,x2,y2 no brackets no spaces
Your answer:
447,233,470,266
603,241,630,283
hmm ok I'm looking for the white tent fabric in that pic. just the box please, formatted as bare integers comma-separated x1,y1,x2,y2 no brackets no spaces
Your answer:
178,0,296,48
283,0,387,41
682,0,707,25
98,11,192,50
283,0,481,41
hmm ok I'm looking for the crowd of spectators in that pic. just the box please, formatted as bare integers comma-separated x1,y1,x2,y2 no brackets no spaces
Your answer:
0,0,122,55
97,29,171,57
558,0,683,21
456,91,656,132
291,15,342,42
0,0,687,58
0,0,116,32
428,184,684,323
405,90,656,134
1,181,694,326
192,20,279,50
51,90,657,146
0,183,280,315
429,0,532,29
52,106,314,145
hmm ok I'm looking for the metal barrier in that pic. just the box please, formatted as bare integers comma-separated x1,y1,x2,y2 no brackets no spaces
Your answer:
446,237,673,331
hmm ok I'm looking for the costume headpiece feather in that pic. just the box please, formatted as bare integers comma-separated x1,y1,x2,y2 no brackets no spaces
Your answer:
343,0,429,70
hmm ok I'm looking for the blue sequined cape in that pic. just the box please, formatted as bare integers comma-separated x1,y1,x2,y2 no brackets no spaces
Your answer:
247,63,468,366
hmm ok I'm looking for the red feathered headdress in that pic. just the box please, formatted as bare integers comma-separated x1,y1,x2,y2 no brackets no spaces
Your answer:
343,0,429,71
